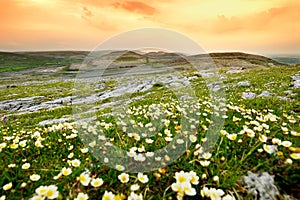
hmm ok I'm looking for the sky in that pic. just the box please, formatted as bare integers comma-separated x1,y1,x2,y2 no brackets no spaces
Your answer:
1,0,300,54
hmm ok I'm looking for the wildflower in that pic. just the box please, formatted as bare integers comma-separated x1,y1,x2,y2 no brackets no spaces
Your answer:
189,135,197,143
81,148,89,153
35,140,44,148
227,134,237,141
19,140,27,147
202,174,207,180
3,183,12,190
145,138,153,144
259,135,267,143
30,195,44,200
118,173,129,183
102,191,115,200
91,178,104,187
281,126,288,134
45,185,59,199
263,144,277,154
22,163,30,169
200,160,210,167
272,138,281,145
222,194,236,200
138,173,149,184
174,171,191,184
281,141,292,147
202,152,212,160
210,188,225,200
116,165,125,171
130,184,140,191
285,158,293,164
21,182,27,188
220,130,228,136
79,172,91,186
8,164,16,168
213,176,219,182
189,171,199,185
200,186,210,197
246,129,255,138
290,153,300,160
61,167,72,176
71,159,81,167
171,182,196,196
68,152,74,159
74,192,89,200
36,186,47,196
177,139,184,144
30,174,41,181
128,192,143,200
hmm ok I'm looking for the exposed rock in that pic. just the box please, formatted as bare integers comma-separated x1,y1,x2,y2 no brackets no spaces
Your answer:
277,96,292,101
226,69,243,74
241,171,279,200
0,96,45,111
290,73,300,89
237,81,251,87
258,91,272,97
207,82,226,92
242,92,256,99
39,118,70,126
291,74,300,81
293,80,300,89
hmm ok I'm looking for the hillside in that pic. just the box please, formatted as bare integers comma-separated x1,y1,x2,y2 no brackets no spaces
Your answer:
0,51,287,74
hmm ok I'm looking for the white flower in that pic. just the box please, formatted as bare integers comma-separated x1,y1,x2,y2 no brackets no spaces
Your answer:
61,167,72,176
189,135,197,143
91,178,104,187
200,160,210,167
201,186,210,197
71,159,81,167
227,134,237,141
202,152,212,160
118,173,129,183
80,148,89,153
210,188,225,200
213,176,219,182
128,192,143,200
102,191,115,200
35,186,47,196
259,135,267,143
174,171,191,184
189,171,199,185
116,165,125,171
74,192,89,200
222,194,236,200
79,172,91,186
45,185,59,199
22,163,30,169
30,174,41,182
3,183,12,190
138,173,149,184
263,144,277,154
281,141,292,147
130,184,140,191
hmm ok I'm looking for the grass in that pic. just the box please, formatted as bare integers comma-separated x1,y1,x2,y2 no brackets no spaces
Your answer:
0,64,299,200
0,52,83,73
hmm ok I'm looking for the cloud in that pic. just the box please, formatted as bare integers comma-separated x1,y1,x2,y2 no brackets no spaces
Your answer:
112,1,156,15
211,2,300,34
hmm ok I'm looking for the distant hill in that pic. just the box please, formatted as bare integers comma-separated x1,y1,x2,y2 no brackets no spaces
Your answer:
0,51,287,73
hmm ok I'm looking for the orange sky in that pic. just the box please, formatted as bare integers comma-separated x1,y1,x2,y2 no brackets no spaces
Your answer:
1,0,300,54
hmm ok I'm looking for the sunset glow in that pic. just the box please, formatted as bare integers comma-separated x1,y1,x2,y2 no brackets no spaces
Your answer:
1,0,300,54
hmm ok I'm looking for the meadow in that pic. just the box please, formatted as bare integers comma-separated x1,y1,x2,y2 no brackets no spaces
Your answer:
0,52,299,200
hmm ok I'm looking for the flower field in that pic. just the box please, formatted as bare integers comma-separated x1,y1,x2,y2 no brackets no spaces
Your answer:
0,64,299,200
